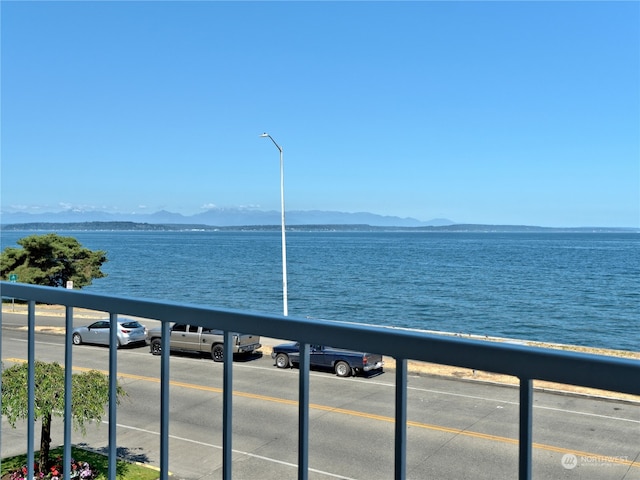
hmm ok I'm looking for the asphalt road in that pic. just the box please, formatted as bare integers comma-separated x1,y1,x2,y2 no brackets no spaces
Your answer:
2,313,639,479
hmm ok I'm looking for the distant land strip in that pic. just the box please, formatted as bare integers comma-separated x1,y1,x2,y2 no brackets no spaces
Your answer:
1,221,638,233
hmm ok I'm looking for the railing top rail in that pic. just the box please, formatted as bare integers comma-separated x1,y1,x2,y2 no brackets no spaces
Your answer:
2,282,639,396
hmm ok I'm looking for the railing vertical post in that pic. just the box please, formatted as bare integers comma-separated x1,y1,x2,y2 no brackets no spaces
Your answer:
160,321,170,480
63,306,74,480
108,313,118,480
395,358,408,480
27,300,36,480
298,343,310,480
519,378,533,480
222,331,234,480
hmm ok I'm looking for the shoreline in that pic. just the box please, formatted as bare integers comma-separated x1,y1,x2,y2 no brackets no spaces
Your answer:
3,303,639,404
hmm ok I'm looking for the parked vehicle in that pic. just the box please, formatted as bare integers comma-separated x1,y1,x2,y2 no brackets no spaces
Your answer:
72,319,147,347
146,323,261,362
271,343,384,377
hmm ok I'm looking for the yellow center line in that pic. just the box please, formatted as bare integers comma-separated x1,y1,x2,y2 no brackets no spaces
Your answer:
4,358,638,469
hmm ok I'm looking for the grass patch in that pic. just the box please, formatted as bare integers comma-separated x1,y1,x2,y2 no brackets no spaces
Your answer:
1,446,160,480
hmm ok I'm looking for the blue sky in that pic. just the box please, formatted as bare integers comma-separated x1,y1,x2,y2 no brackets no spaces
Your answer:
1,1,638,228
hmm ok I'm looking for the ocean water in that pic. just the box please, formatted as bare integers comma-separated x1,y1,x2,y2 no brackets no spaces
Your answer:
1,231,638,352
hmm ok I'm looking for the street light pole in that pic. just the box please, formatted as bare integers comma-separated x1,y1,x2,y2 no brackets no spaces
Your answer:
260,133,289,316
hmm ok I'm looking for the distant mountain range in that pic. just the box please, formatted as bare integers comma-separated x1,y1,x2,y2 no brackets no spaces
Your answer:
0,207,453,228
1,208,637,233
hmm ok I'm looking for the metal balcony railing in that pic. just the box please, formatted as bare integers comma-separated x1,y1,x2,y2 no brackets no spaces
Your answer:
1,282,639,480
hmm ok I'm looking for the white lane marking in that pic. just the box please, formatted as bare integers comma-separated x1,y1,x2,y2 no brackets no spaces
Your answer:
12,337,640,425
238,363,640,424
106,421,359,480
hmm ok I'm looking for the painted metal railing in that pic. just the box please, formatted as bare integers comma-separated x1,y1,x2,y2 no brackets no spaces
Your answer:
1,282,639,480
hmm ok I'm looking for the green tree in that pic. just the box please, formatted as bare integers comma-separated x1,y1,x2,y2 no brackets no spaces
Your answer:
1,361,127,472
0,233,107,287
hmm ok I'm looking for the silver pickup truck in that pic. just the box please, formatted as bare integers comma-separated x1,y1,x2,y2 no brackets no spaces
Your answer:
146,323,261,362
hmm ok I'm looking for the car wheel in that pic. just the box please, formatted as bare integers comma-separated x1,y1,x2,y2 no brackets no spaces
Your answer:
335,361,352,377
211,344,224,362
150,338,162,355
275,353,290,369
72,333,82,345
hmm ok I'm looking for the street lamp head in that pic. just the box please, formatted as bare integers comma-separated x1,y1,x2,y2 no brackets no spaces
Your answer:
260,132,282,152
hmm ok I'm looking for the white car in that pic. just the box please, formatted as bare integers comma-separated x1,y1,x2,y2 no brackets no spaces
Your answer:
72,318,147,347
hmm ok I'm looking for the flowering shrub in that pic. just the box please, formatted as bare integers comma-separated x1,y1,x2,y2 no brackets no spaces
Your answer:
5,457,95,480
